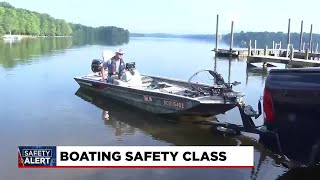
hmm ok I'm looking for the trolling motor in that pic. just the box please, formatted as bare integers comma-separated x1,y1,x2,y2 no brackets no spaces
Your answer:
187,70,242,97
188,70,241,89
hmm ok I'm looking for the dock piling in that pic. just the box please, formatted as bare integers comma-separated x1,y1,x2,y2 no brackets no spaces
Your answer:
309,24,313,53
299,20,304,51
254,40,257,55
280,41,282,49
264,46,268,56
287,18,291,47
312,43,315,54
290,46,294,60
272,41,275,55
230,21,234,51
248,45,252,56
305,48,309,60
215,14,219,52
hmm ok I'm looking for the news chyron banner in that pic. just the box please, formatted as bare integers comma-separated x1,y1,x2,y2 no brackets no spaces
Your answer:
18,146,254,168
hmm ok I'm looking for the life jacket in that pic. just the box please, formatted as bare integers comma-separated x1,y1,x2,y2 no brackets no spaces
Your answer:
107,57,125,78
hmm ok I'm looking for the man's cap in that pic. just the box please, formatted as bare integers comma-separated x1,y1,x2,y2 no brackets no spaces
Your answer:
115,48,125,54
102,50,115,60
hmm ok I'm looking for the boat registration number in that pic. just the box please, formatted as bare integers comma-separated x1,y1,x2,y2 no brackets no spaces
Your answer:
163,100,184,109
144,95,153,102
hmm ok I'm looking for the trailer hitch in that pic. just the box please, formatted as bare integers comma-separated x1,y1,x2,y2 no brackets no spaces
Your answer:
213,99,284,157
237,99,262,132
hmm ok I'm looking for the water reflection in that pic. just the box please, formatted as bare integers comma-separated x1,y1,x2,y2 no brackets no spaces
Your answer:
75,87,238,145
213,56,233,84
0,36,129,69
3,38,21,45
213,56,269,86
0,37,73,69
246,67,268,85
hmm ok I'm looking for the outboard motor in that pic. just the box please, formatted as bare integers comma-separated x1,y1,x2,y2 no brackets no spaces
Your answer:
91,59,103,73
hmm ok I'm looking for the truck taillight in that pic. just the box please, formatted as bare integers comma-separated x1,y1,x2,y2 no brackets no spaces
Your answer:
263,88,274,122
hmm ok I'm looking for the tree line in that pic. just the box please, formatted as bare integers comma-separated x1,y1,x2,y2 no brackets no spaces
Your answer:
0,2,72,36
0,2,130,45
71,24,129,45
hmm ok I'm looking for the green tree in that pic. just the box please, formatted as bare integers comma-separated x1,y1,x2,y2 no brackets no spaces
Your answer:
55,19,61,36
25,12,40,35
48,18,56,36
60,20,72,36
3,8,18,34
40,14,50,36
0,2,130,43
17,11,28,34
0,6,4,33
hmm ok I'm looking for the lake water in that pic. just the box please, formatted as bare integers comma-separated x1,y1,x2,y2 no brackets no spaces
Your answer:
0,37,312,180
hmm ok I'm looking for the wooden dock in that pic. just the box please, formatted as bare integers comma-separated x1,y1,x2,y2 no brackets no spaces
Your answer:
213,14,320,62
247,55,320,67
247,46,320,67
213,48,284,58
280,50,320,59
213,48,265,57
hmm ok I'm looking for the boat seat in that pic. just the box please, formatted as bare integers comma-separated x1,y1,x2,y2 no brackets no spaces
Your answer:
112,79,144,89
110,70,144,88
112,79,130,87
141,76,153,83
163,86,187,93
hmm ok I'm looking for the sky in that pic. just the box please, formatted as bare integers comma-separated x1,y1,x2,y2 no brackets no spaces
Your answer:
5,0,320,34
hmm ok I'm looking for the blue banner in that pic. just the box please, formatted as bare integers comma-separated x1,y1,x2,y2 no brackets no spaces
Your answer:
18,146,56,167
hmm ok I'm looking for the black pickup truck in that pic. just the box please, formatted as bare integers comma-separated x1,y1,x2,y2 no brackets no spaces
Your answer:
260,68,320,166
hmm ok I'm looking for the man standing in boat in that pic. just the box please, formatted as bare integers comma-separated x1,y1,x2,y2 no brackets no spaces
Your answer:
101,49,126,83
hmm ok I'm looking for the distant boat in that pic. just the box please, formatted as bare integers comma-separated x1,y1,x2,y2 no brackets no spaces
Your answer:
3,35,22,44
3,34,22,40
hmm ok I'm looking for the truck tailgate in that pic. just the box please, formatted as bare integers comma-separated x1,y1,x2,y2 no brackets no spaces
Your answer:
265,68,320,163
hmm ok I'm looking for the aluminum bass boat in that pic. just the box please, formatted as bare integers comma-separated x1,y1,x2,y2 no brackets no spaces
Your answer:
74,61,244,117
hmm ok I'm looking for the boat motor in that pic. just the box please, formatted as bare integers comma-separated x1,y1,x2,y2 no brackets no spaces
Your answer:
91,59,103,73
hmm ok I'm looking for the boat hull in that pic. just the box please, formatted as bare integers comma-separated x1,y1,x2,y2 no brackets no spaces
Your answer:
74,77,237,117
